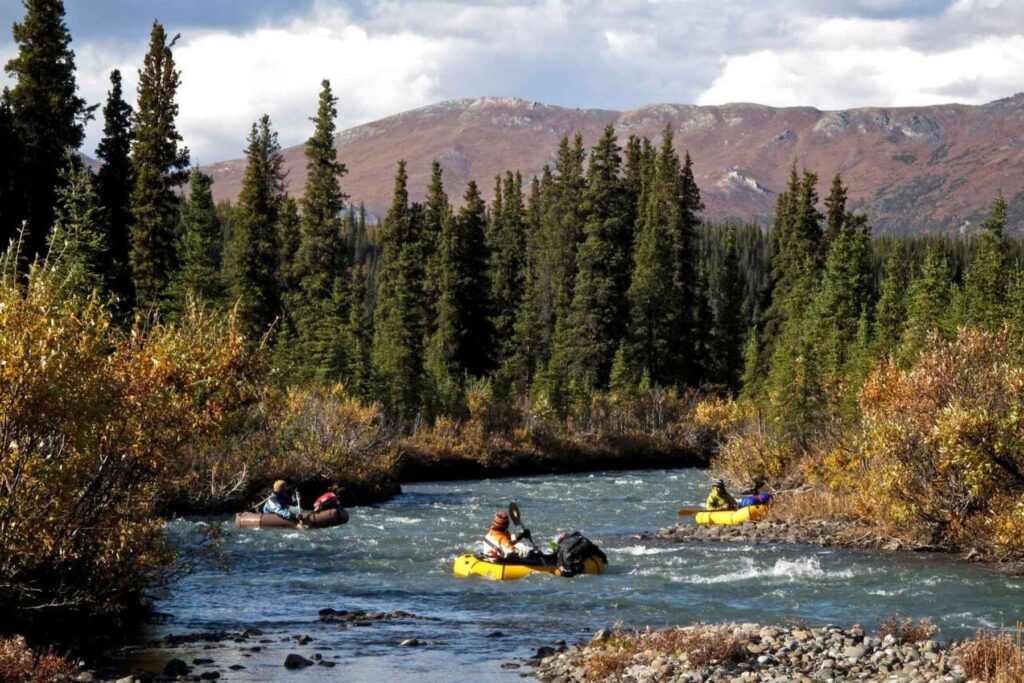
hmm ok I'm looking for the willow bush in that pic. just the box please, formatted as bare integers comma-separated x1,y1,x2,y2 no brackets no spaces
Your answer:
0,253,262,617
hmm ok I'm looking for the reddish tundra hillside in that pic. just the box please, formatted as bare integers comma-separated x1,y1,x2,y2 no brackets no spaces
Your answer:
203,94,1024,234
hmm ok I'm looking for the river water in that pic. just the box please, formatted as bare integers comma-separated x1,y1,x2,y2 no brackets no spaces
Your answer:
126,469,1024,681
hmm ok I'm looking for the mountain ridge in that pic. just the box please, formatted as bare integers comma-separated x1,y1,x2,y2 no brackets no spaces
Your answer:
203,93,1024,234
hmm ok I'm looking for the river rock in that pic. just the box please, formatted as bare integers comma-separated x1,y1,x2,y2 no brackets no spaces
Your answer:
318,660,337,667
162,660,190,678
400,638,421,647
283,654,313,669
296,635,312,645
198,673,219,681
191,658,214,666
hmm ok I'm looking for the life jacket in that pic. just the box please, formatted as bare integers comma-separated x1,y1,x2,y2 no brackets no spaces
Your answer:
555,532,606,577
485,527,514,557
313,492,339,511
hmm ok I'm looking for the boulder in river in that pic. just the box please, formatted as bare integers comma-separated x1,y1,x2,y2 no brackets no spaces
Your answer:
284,654,313,669
162,659,190,678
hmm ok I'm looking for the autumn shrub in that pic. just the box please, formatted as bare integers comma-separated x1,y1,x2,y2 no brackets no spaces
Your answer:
711,407,800,487
845,328,1024,551
877,617,938,644
0,256,263,618
270,384,396,491
582,625,745,681
959,628,1024,682
0,636,76,683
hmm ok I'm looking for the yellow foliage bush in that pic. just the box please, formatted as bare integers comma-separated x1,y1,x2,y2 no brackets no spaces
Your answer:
844,328,1024,553
0,257,263,616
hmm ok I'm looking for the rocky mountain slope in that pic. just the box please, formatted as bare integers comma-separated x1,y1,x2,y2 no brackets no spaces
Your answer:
203,94,1024,234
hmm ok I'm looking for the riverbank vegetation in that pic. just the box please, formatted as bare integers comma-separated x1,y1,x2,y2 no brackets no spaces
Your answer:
534,621,1024,682
5,0,1024,654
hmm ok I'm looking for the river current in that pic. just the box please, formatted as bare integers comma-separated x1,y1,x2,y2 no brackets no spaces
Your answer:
126,469,1024,681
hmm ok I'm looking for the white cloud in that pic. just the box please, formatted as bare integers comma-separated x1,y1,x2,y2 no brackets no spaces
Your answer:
697,17,1024,109
3,0,1022,161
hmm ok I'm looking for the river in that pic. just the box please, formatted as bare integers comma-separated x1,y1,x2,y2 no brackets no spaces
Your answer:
122,469,1024,681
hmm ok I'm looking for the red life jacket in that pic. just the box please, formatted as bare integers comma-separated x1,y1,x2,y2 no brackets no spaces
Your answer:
314,492,338,510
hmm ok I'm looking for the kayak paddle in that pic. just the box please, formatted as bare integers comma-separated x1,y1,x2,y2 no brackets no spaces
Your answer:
677,507,705,517
508,502,548,566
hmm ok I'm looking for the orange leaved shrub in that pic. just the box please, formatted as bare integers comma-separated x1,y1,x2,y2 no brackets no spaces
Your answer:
0,255,264,618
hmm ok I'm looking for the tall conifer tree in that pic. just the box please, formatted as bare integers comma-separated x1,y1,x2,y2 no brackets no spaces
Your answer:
291,80,349,377
47,156,105,300
709,226,746,390
963,193,1010,331
900,243,953,364
129,21,189,309
225,116,285,341
488,170,526,365
5,0,91,259
872,248,908,359
0,89,24,247
373,162,429,420
95,69,134,307
170,169,223,311
556,125,631,393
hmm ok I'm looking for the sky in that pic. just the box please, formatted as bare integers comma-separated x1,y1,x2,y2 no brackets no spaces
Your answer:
1,0,1022,161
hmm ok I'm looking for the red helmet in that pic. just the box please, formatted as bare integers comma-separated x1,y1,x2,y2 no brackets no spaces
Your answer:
492,511,509,529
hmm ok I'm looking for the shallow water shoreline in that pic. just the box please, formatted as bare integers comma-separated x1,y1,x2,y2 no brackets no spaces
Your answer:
652,518,1024,577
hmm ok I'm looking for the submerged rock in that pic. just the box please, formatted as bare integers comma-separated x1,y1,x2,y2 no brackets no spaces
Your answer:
162,659,190,678
283,654,313,669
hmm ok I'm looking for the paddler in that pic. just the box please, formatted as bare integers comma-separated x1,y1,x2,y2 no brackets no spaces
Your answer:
706,479,738,511
483,510,528,558
263,479,304,521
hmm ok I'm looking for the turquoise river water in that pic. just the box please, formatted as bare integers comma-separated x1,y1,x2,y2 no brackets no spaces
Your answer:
124,469,1024,681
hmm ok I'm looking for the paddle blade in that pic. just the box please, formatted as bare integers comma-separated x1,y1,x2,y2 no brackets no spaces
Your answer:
508,502,522,526
677,507,704,517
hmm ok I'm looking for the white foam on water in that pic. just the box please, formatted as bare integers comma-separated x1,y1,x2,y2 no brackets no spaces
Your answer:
612,545,682,556
386,516,422,524
614,478,644,485
677,556,855,584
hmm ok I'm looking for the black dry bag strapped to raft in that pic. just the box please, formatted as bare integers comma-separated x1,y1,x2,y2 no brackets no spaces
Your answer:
556,532,606,577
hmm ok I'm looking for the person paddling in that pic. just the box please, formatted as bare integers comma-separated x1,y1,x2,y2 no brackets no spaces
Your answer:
483,510,527,558
706,479,738,512
264,480,303,521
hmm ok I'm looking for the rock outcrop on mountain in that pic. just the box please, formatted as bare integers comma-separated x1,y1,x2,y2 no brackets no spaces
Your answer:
203,94,1024,234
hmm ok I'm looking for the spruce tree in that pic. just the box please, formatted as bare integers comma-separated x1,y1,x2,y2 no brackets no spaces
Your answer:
872,248,908,360
675,147,704,384
343,265,373,399
372,162,429,420
294,79,348,302
963,193,1010,331
422,160,451,324
169,169,223,311
95,69,134,307
225,116,285,342
807,210,872,388
129,21,189,309
276,196,301,300
899,243,953,364
488,171,526,365
823,174,847,247
292,80,349,377
428,180,493,402
709,226,746,390
556,125,631,393
623,140,680,387
5,0,91,260
0,88,24,247
536,136,585,395
47,156,105,300
500,172,548,394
